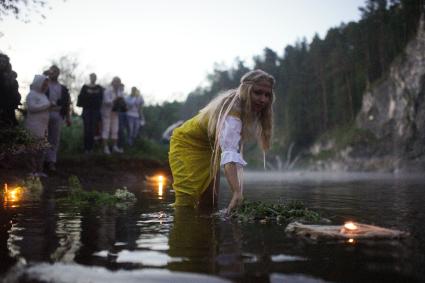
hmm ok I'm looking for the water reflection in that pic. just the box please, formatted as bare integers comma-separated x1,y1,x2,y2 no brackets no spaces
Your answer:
75,206,119,266
50,212,82,262
6,187,59,263
1,172,425,282
145,174,168,199
168,207,218,273
0,205,17,273
3,184,23,207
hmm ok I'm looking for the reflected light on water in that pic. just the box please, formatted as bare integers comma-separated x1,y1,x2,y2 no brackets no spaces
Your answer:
3,183,23,207
153,175,166,199
145,175,169,199
158,176,164,197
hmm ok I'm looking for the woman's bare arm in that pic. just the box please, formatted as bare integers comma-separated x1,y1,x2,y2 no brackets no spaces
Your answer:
224,162,243,213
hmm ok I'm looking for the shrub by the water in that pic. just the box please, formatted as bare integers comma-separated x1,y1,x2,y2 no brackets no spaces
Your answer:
231,200,323,224
0,125,48,160
114,187,137,202
65,175,136,208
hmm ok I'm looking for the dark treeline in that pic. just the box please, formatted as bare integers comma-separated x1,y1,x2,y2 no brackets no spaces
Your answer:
145,0,423,157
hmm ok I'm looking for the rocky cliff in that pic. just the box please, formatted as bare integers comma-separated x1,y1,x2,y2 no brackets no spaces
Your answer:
309,15,425,173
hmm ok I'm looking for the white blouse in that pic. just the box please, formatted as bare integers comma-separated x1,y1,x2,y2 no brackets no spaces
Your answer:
219,116,247,166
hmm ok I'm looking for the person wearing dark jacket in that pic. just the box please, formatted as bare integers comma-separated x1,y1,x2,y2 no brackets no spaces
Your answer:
77,73,103,153
45,65,71,171
0,53,21,127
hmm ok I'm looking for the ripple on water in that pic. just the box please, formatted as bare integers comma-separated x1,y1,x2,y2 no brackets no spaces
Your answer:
136,234,169,250
270,254,307,262
2,263,231,283
116,250,185,266
270,273,333,283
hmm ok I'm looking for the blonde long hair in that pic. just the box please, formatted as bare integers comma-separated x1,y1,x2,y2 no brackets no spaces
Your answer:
198,69,275,186
198,69,275,150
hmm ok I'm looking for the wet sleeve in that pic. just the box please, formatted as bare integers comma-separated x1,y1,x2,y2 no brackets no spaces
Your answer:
219,116,247,166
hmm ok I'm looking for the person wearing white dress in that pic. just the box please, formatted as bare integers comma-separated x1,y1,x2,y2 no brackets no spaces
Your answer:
169,69,275,212
25,74,52,176
101,76,124,154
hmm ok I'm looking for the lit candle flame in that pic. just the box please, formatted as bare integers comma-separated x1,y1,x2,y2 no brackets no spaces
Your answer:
348,238,355,244
344,222,358,230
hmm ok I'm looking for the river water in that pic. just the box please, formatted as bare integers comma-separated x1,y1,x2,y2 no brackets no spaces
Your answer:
1,171,424,283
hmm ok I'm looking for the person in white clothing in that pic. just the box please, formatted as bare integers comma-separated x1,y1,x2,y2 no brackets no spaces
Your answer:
25,74,52,176
45,65,72,172
125,86,144,145
169,69,275,212
101,76,125,154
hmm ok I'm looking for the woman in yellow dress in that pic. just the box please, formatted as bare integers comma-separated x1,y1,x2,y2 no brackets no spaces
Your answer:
169,69,275,212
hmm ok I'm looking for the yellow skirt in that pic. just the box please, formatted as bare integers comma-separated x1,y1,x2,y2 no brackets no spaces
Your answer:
169,115,214,207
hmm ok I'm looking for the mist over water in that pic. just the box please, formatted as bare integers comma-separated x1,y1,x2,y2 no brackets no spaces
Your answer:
242,170,425,184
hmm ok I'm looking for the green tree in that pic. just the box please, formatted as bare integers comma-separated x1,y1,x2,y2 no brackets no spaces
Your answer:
143,101,183,140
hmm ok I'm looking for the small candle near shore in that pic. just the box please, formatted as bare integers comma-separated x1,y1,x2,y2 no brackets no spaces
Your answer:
344,222,358,230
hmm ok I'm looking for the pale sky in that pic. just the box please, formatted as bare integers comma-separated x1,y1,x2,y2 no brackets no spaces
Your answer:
0,0,365,105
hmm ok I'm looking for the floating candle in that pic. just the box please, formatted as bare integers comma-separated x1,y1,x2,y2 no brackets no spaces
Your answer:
344,222,358,230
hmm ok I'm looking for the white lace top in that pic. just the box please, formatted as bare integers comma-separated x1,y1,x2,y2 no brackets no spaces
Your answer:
219,116,247,166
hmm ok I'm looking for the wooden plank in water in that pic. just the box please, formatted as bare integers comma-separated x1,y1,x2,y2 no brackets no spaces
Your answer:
285,221,409,240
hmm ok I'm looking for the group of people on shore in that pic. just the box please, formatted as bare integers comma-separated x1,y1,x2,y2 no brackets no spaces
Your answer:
24,66,145,177
76,74,144,155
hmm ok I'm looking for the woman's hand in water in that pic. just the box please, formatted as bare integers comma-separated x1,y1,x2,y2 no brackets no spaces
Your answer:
227,191,243,214
224,162,243,215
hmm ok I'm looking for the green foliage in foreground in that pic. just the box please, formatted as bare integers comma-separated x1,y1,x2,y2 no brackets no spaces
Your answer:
64,175,136,208
231,200,323,224
59,116,83,154
0,125,48,159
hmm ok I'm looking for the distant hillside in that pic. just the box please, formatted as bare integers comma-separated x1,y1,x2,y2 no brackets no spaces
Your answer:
307,15,425,172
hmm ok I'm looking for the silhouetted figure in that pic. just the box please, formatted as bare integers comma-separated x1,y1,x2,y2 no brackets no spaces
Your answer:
0,53,21,126
77,73,103,153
